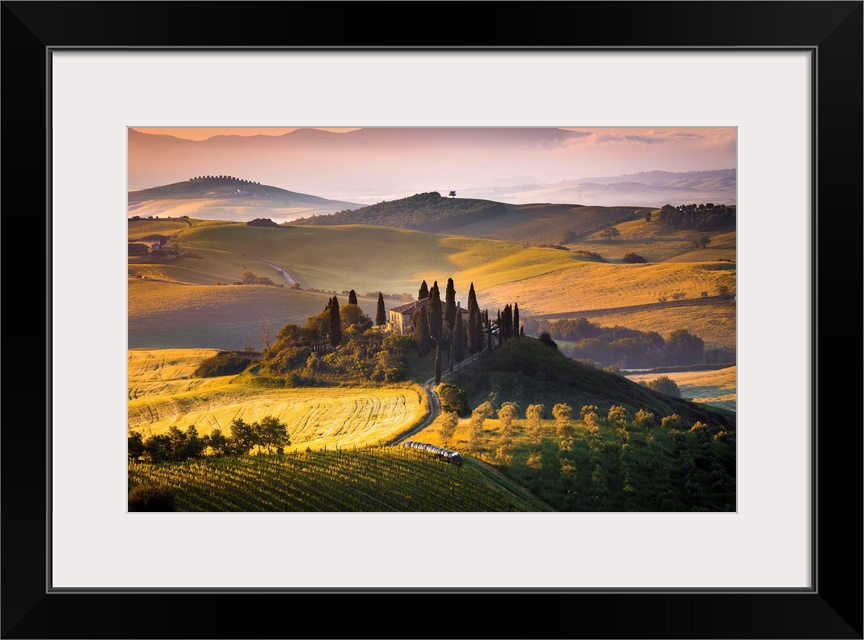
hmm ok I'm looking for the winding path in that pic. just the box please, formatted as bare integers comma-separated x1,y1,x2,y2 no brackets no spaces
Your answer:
260,261,303,287
391,350,483,445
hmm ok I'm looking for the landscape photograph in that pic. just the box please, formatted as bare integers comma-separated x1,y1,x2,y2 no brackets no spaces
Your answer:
127,126,737,512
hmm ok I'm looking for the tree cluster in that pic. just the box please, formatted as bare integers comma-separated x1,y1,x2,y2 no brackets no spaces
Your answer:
190,175,260,184
128,415,291,463
234,270,276,286
246,218,280,228
539,318,705,368
656,203,735,231
193,350,259,378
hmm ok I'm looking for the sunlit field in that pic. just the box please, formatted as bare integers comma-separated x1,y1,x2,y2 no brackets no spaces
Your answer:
625,366,737,411
128,349,425,449
481,261,736,315
576,304,737,351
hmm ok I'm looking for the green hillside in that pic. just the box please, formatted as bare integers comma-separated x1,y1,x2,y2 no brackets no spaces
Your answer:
128,447,551,512
128,217,735,352
447,337,735,430
293,191,647,245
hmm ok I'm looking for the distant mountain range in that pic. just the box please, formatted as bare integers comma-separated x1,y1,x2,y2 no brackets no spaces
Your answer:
460,169,736,207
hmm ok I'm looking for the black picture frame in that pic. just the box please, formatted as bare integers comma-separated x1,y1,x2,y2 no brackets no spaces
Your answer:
2,2,861,638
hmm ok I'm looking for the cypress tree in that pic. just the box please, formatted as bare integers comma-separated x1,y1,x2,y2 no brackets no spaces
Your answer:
348,290,358,305
434,343,441,383
429,281,443,342
329,296,342,347
467,299,478,354
467,282,477,313
502,304,512,340
412,305,431,356
514,303,520,338
376,292,386,326
418,280,429,300
444,278,456,331
475,307,484,354
454,305,465,362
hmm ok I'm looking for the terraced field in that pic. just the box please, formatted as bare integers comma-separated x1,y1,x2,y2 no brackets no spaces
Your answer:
128,349,425,449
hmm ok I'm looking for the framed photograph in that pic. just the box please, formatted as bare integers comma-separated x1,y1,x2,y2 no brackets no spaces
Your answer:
3,2,861,638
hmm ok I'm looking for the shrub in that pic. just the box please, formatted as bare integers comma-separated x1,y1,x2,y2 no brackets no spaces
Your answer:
128,483,176,512
436,383,469,416
538,332,558,349
193,351,258,377
623,252,647,263
643,375,682,397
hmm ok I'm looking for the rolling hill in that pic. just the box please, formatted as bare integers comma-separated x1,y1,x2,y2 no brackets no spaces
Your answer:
292,190,649,245
128,176,362,222
128,217,736,350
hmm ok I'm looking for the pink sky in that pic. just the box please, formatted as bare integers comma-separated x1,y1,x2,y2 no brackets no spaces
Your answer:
134,127,359,140
129,127,736,204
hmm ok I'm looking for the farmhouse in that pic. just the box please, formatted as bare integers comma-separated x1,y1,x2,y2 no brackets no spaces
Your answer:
388,299,470,334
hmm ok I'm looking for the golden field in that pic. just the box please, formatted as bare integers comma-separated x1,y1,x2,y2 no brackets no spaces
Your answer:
128,349,424,449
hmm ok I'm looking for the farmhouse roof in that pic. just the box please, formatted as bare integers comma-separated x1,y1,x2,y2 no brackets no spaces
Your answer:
389,299,428,315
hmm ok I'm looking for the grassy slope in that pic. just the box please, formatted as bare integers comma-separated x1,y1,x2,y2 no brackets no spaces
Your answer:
129,278,379,349
128,448,550,512
450,204,644,244
128,349,424,449
128,218,735,352
162,223,582,294
480,261,736,315
563,218,736,263
446,338,735,430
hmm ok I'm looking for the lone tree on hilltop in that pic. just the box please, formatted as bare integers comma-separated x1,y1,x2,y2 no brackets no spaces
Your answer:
328,296,342,347
376,292,386,326
448,190,456,198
